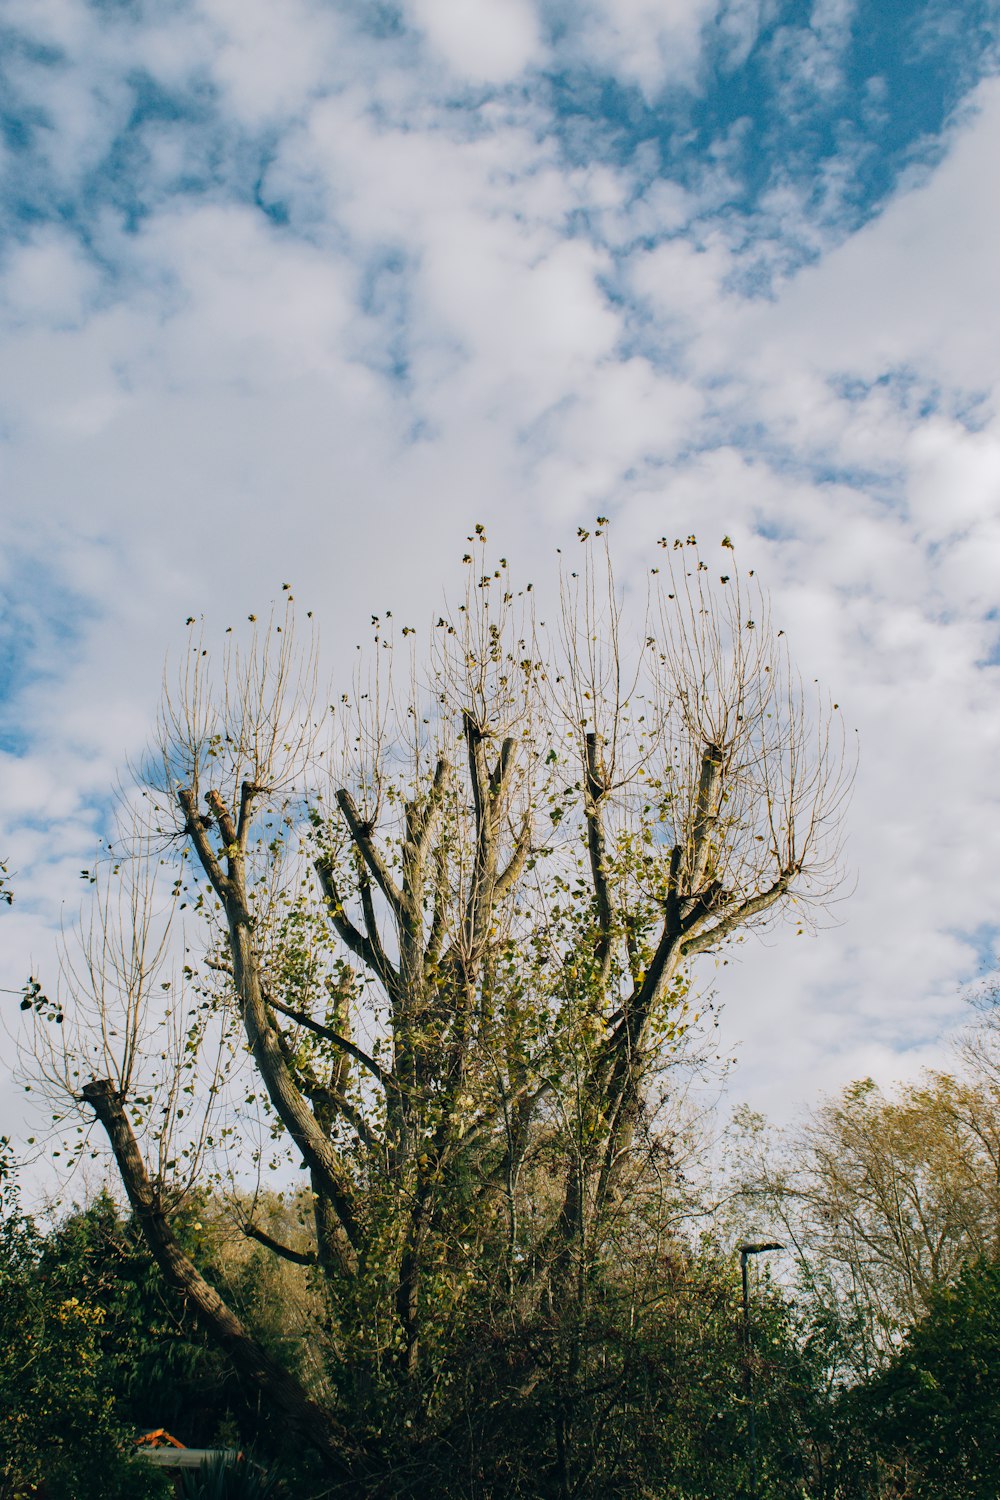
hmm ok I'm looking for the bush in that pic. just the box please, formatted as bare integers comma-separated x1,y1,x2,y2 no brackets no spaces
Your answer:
857,1257,1000,1499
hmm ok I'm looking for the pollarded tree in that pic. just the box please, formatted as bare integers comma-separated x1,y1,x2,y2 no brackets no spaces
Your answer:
29,531,849,1489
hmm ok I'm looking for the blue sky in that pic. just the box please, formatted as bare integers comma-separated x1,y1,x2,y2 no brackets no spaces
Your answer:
3,0,1000,1139
3,2,993,261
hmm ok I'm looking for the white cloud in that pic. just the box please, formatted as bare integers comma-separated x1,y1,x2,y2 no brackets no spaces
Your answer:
906,419,1000,541
629,234,736,341
0,228,100,327
198,0,347,124
3,2,1000,1159
571,0,721,96
735,77,1000,389
406,0,543,83
716,0,775,73
765,0,858,113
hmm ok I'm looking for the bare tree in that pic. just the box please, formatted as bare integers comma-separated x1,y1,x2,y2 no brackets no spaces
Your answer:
28,531,849,1484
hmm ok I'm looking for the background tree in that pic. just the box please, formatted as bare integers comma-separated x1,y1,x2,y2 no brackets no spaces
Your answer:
29,532,848,1491
851,1255,1000,1499
741,1032,1000,1373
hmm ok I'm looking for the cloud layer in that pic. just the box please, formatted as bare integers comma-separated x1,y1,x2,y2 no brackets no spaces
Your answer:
2,0,999,1151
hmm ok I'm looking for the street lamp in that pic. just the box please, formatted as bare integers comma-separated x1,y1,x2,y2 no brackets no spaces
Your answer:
738,1241,784,1499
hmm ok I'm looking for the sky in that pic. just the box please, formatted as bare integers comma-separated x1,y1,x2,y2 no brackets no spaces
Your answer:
2,0,1000,1159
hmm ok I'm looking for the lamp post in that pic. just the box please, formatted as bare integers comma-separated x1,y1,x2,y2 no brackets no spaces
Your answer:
739,1241,784,1499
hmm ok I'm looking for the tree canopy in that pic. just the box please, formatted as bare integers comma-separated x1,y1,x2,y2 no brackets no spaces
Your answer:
24,531,850,1491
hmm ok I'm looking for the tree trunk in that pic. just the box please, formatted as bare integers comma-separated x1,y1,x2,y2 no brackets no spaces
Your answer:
81,1078,359,1486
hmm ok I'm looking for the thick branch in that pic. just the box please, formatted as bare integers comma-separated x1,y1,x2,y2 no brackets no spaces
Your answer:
686,741,723,891
605,915,683,1062
205,788,238,851
315,857,400,998
359,871,396,988
184,804,363,1264
241,1220,317,1267
335,789,404,915
664,843,683,938
81,1079,352,1478
414,757,450,860
494,814,532,903
264,990,390,1089
680,869,795,956
464,712,490,831
426,847,450,968
207,956,359,1055
178,788,231,902
227,913,364,1261
679,878,726,933
490,736,516,798
269,1014,380,1153
398,758,451,990
584,732,614,981
462,717,517,961
236,778,261,845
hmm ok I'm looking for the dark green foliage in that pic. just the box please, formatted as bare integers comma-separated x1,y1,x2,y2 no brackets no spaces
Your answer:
0,1164,331,1494
33,1193,252,1449
0,1156,845,1499
180,1454,286,1500
321,1252,832,1499
9,1133,999,1499
0,1150,171,1500
855,1256,1000,1499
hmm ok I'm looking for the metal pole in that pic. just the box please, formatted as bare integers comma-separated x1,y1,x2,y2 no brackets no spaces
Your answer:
741,1248,756,1499
738,1242,784,1500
